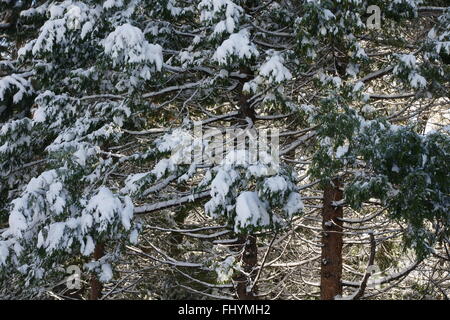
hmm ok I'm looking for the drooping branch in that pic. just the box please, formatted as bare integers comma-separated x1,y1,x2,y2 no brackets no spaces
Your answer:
134,190,211,215
348,232,377,300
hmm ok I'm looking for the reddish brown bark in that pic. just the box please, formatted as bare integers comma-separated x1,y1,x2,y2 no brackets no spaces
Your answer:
234,234,258,300
89,242,105,300
320,179,344,300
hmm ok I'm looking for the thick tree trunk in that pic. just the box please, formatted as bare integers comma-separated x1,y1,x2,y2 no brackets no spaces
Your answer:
320,179,344,300
234,234,258,300
89,242,105,300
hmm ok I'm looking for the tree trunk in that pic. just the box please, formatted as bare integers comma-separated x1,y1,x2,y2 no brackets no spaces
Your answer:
89,242,105,300
320,179,344,300
234,234,258,300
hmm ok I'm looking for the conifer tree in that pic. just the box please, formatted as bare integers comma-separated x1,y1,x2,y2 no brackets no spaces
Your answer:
0,0,448,300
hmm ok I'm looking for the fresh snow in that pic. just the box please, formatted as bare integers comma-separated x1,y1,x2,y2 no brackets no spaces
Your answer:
264,176,288,193
103,23,163,77
213,30,259,65
45,222,66,252
259,54,292,83
283,192,304,216
215,256,236,282
0,74,33,103
234,191,270,232
82,236,95,256
99,263,113,282
336,144,349,158
85,187,134,232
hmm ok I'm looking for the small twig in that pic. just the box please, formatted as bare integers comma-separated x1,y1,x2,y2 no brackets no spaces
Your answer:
350,232,376,300
249,232,278,292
